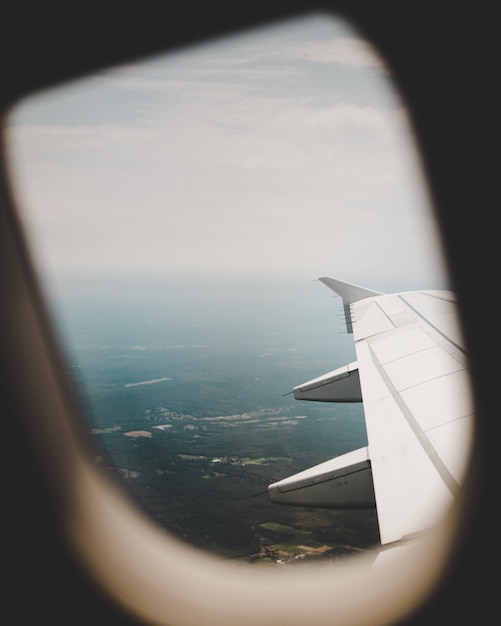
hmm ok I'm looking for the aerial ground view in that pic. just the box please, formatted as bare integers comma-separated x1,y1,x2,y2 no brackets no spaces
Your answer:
54,275,380,564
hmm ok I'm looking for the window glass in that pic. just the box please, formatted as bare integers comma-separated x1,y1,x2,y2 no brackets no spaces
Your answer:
6,14,463,564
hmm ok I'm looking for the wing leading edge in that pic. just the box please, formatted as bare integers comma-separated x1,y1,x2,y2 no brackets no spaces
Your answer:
268,277,474,550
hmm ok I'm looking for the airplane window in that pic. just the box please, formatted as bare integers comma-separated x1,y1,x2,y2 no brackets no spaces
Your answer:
4,12,472,567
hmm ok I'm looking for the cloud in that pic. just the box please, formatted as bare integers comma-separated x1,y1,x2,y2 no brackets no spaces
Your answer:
5,15,444,288
272,36,387,71
6,100,432,281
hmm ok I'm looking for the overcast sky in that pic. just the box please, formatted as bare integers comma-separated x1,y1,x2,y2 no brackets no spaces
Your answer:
6,13,448,292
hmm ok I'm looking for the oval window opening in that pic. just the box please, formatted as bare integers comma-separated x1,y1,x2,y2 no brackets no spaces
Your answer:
5,12,473,569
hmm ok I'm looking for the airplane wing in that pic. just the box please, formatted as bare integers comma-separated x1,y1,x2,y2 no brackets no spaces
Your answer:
268,277,474,550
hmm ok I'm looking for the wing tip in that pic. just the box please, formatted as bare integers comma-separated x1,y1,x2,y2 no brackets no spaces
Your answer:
318,277,382,303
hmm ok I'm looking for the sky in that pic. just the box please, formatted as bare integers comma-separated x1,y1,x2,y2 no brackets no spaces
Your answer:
5,12,448,293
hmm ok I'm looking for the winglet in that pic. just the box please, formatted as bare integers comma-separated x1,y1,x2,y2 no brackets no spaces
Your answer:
319,277,382,333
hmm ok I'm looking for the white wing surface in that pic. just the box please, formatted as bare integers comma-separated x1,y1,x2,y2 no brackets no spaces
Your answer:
269,277,474,549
